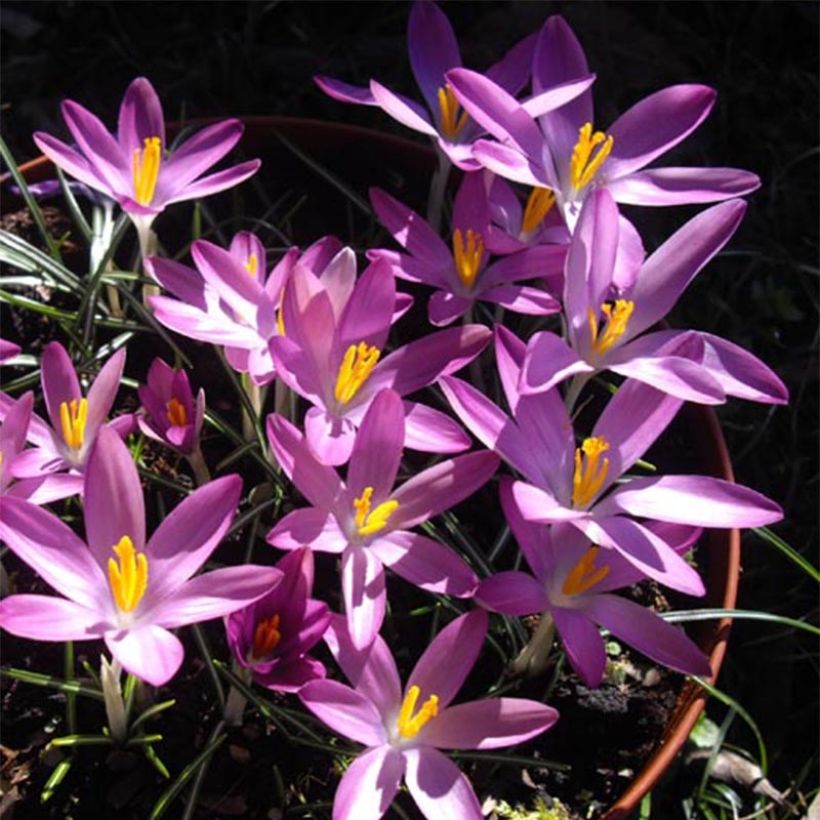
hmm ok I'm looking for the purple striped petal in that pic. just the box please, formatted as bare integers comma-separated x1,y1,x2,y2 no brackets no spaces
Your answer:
608,166,762,206
117,77,165,155
519,332,590,395
404,746,483,819
408,0,461,115
32,132,111,193
342,546,386,650
313,75,378,106
552,605,606,687
333,744,405,820
0,594,105,641
476,571,548,616
402,401,470,454
299,678,386,746
84,348,126,445
40,342,81,434
267,508,347,553
305,407,357,466
105,624,184,687
163,159,260,204
370,81,438,136
471,139,546,188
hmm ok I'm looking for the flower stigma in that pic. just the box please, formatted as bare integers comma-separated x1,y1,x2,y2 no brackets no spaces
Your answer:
397,684,439,739
353,486,398,537
59,398,88,450
569,123,613,191
452,228,485,289
587,299,634,358
251,613,281,660
561,546,610,596
244,253,259,277
166,397,188,427
437,84,469,140
522,187,556,234
334,342,381,405
572,436,610,508
108,535,148,613
132,136,162,206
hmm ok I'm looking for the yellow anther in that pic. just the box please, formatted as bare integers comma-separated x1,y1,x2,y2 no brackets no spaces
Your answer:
587,299,635,358
59,398,88,450
334,342,381,405
166,397,188,427
244,253,259,277
569,122,613,191
107,536,148,613
522,187,556,234
397,684,439,739
452,228,485,289
352,486,399,537
572,436,610,509
561,546,611,597
437,84,469,140
251,613,281,660
132,136,162,206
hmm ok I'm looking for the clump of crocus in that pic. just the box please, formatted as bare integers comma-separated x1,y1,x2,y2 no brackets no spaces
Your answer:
0,427,281,685
299,611,558,819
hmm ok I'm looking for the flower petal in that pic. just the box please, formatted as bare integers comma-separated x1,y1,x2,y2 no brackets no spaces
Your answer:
333,744,405,820
551,605,607,687
267,508,347,553
117,77,165,155
313,76,378,106
40,342,82,434
471,139,546,188
428,291,472,327
342,546,386,650
404,746,483,820
305,407,358,466
608,166,762,206
408,0,461,115
1,594,106,641
402,401,470,454
370,81,438,136
299,679,387,746
105,624,184,687
84,348,126,445
519,332,591,395
476,571,547,616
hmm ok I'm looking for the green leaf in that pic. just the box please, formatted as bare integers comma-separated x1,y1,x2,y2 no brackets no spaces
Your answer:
753,526,820,582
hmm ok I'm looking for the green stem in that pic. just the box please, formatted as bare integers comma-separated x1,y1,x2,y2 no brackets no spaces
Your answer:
64,641,77,735
223,663,252,727
510,610,556,678
426,147,451,234
137,221,159,307
185,445,211,487
564,372,592,416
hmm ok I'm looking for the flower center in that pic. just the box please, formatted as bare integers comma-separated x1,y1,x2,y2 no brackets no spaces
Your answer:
561,546,610,596
521,187,556,234
59,398,88,451
132,136,162,206
353,486,398,537
452,228,485,289
587,299,635,358
569,123,613,191
397,684,439,739
244,253,259,277
251,613,281,660
108,535,148,613
437,84,469,140
166,397,188,427
572,436,610,509
334,342,381,405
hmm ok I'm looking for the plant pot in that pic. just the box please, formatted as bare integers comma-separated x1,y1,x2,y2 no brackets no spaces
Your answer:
2,117,740,818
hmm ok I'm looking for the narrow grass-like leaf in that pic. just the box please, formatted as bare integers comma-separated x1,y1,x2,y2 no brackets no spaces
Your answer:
451,750,570,772
40,758,72,804
753,526,820,582
55,167,93,241
130,699,177,733
191,624,225,709
0,288,76,320
659,609,820,637
1,667,105,700
143,743,171,779
49,734,113,748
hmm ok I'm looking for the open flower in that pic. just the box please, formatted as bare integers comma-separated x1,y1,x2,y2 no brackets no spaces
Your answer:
299,611,558,819
267,389,499,649
0,428,281,686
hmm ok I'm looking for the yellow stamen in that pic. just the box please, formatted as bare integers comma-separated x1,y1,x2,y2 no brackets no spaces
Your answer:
166,397,188,427
251,613,281,659
572,436,610,508
561,546,610,596
587,299,635,358
59,398,88,450
397,684,439,739
334,342,381,405
569,122,613,191
352,486,399,537
452,228,485,289
437,84,469,140
522,187,556,234
244,253,258,277
107,536,148,613
132,136,162,206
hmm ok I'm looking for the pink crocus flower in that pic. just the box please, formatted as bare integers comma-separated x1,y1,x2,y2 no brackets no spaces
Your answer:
0,427,281,686
270,254,488,465
441,326,783,595
226,548,330,692
267,389,499,649
477,478,711,686
299,611,558,819
447,17,760,228
519,189,788,405
368,173,564,327
32,77,259,236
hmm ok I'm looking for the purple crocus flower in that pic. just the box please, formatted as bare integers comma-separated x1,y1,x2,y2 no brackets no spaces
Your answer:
267,389,499,649
0,427,281,686
299,611,558,819
226,547,330,692
138,358,205,456
440,326,783,595
32,77,259,235
368,173,564,327
519,189,788,405
447,17,760,228
270,254,488,465
477,478,711,686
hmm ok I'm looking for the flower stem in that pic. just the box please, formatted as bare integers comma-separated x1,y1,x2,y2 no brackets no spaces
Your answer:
427,147,451,234
240,374,264,442
186,446,211,487
223,664,252,727
100,656,128,744
137,221,159,307
510,610,556,678
565,372,591,417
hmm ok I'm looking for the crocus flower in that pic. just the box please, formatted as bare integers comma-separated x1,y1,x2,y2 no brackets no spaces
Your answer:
271,254,488,464
226,547,330,692
299,610,558,819
315,1,592,170
0,339,21,363
267,389,499,649
447,16,760,228
477,478,711,686
0,427,281,686
0,392,82,504
368,173,564,326
440,326,783,594
519,189,788,405
33,77,260,236
138,358,205,456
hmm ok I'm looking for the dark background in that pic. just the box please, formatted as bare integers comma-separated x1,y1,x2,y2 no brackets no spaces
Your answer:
2,0,818,813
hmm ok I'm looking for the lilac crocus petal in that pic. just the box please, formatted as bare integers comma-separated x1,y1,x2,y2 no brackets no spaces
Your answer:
370,81,438,136
313,76,378,106
510,481,584,524
519,332,591,395
587,595,712,677
305,408,358,466
482,284,561,316
299,679,387,746
612,215,646,291
84,348,126,443
0,339,21,363
40,342,81,432
408,0,461,114
145,256,207,309
160,119,245,191
6,474,85,505
117,77,165,154
348,390,404,500
268,508,346,553
551,606,607,687
476,571,547,616
342,547,386,650
470,139,545,188
256,657,326,693
336,259,396,353
333,744,405,820
403,746,483,820
0,595,104,641
105,624,184,687
608,167,762,206
428,292,472,326
32,132,109,192
402,402,470,454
